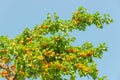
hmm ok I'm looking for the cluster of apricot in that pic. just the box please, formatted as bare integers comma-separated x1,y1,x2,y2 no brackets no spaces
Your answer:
66,55,74,62
66,48,78,53
75,63,90,74
72,11,81,26
0,63,16,80
40,25,48,29
19,37,32,45
0,70,8,77
19,69,25,77
1,56,8,63
0,49,8,53
41,60,67,78
41,62,53,78
26,37,32,44
43,50,55,57
79,50,94,58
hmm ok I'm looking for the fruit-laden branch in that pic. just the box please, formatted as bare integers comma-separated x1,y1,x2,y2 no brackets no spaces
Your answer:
0,6,113,80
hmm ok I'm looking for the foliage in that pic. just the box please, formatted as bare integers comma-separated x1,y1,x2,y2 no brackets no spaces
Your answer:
0,6,113,80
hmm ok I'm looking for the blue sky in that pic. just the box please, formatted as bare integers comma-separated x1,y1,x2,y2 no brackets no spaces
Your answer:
0,0,120,80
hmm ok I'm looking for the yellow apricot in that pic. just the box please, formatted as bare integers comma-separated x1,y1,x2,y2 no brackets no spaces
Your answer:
74,11,79,15
28,41,32,44
39,55,44,60
41,25,48,29
20,41,24,44
12,42,16,46
54,36,59,42
26,38,31,41
19,70,25,76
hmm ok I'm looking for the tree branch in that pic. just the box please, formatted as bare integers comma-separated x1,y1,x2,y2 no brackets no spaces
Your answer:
0,63,7,70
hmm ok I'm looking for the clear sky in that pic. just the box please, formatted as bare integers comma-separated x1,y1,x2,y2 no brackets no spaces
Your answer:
0,0,120,80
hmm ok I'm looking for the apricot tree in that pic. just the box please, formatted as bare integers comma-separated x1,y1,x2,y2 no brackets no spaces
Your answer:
0,6,113,80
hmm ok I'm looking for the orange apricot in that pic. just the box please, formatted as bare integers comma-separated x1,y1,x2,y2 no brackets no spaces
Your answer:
2,70,8,77
8,77,14,80
45,51,52,56
2,57,8,63
10,64,15,70
1,49,8,53
87,51,94,56
26,50,31,54
79,53,87,57
75,63,83,69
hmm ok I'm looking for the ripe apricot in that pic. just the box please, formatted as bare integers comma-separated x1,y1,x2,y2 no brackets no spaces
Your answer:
42,64,50,69
54,36,59,42
10,64,15,70
79,53,87,57
55,62,61,68
2,50,8,53
41,26,48,29
73,21,78,25
67,49,76,53
8,77,14,80
74,11,79,15
66,56,73,62
75,18,80,21
19,70,25,76
86,51,94,56
39,55,44,60
26,50,31,54
45,51,52,56
28,41,32,44
50,52,55,57
75,63,83,69
20,41,24,44
12,42,16,46
42,49,47,52
2,70,8,77
26,38,31,41
2,57,8,63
